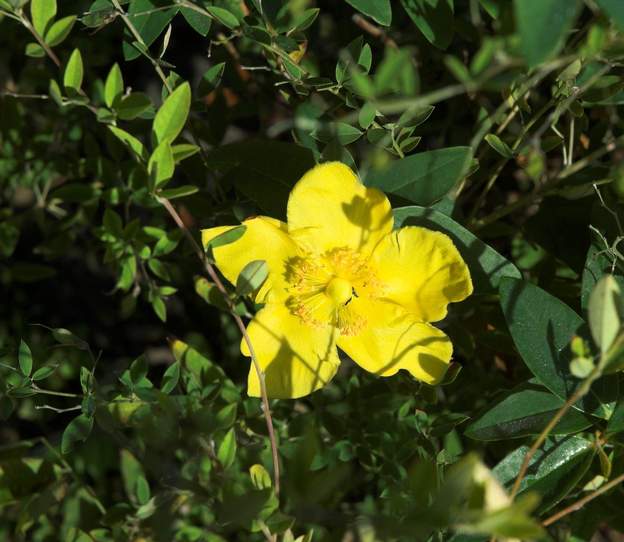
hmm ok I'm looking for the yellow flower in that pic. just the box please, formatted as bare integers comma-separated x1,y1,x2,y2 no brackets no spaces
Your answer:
202,162,473,399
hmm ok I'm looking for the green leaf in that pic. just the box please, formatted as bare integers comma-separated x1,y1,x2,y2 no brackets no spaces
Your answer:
148,140,175,187
152,296,166,322
345,0,392,26
236,260,268,297
171,143,199,162
158,185,199,199
485,133,514,158
205,6,240,29
180,6,211,36
606,397,624,436
135,476,150,505
515,0,581,69
153,81,191,145
290,8,320,32
44,15,76,47
113,92,152,121
61,414,93,454
401,0,454,50
217,428,237,469
465,382,591,441
499,278,618,418
198,62,226,96
108,126,148,161
31,0,56,36
32,365,58,381
588,275,623,352
596,0,624,32
121,450,145,500
63,48,84,92
205,140,316,218
122,0,178,61
394,206,520,293
18,340,32,376
0,223,19,259
160,361,180,394
493,436,595,511
25,42,45,58
250,464,272,490
365,147,472,206
358,102,377,129
104,63,124,109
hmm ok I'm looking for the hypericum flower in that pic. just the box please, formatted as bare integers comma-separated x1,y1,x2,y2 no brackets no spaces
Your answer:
202,162,472,399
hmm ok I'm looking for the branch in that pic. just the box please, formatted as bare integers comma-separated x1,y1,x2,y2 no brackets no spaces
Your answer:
542,472,624,527
18,12,61,67
156,197,281,497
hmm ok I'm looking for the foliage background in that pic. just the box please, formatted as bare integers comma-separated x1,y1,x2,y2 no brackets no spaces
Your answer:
2,0,624,540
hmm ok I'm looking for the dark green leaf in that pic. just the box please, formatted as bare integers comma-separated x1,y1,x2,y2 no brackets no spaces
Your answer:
114,92,152,121
345,0,391,26
365,147,472,206
499,278,618,418
217,428,237,469
122,0,178,61
401,0,454,50
206,6,239,29
465,382,592,441
160,361,180,394
493,436,594,511
61,414,94,454
158,185,198,199
180,6,211,36
484,133,514,158
595,0,624,32
32,365,58,381
515,0,581,68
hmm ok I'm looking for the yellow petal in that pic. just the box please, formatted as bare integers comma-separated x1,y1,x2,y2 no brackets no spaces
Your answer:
372,226,473,322
287,162,393,256
337,298,452,385
241,303,340,399
201,216,298,302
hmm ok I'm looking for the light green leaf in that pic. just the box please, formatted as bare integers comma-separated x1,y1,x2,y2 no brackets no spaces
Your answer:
217,428,237,469
104,63,124,109
25,42,45,57
122,0,178,61
31,0,56,36
344,0,391,26
151,296,166,322
588,275,623,352
153,81,191,145
401,0,454,50
236,260,268,297
135,476,151,505
18,340,32,376
358,102,377,129
249,464,272,489
485,133,514,158
63,48,84,92
515,0,581,68
206,6,240,29
158,185,199,199
365,146,472,206
148,140,175,187
44,15,76,47
160,361,180,394
171,143,199,162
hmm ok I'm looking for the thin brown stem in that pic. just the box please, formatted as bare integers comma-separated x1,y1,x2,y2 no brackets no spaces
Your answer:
18,12,60,67
509,367,601,499
542,472,624,527
352,14,397,49
156,197,281,497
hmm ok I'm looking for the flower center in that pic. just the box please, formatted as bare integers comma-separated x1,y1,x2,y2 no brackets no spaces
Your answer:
284,247,384,334
325,277,352,305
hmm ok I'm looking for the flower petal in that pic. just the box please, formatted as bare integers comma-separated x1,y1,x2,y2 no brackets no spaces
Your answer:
287,162,393,256
337,298,452,385
201,216,299,302
372,226,472,322
241,303,340,399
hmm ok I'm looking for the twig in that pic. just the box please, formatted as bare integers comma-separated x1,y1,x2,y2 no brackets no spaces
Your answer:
352,14,397,49
35,404,82,414
156,197,281,497
18,12,60,67
509,367,601,499
542,472,624,526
